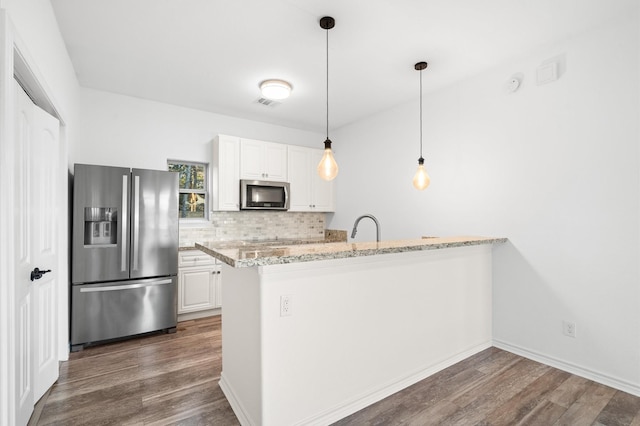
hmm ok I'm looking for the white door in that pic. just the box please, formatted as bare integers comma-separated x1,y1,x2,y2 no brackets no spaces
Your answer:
31,95,60,400
14,80,60,425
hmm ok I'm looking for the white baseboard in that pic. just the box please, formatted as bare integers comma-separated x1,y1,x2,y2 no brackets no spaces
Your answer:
219,372,255,426
493,339,640,397
294,342,492,426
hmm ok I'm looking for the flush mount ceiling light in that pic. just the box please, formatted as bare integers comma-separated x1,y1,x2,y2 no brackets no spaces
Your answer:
316,16,339,181
412,61,431,191
259,79,292,100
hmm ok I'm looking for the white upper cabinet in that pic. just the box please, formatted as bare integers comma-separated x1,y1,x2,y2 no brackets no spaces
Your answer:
212,135,240,211
288,146,312,211
240,138,288,182
213,135,333,212
288,146,335,212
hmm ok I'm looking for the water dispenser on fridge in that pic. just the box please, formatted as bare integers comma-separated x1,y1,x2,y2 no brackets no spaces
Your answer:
84,207,117,246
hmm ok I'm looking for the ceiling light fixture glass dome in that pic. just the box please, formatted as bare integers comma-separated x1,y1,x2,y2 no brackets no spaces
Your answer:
260,79,292,100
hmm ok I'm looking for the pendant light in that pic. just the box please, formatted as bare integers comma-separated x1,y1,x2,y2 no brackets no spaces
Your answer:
317,16,339,181
413,61,431,190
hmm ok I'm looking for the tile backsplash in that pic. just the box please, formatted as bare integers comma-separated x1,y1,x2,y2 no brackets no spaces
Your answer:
179,211,326,247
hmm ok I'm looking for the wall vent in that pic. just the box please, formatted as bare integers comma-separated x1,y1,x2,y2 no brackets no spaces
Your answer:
255,97,281,107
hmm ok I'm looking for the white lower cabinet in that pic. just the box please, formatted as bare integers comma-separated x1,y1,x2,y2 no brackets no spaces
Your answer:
178,250,221,319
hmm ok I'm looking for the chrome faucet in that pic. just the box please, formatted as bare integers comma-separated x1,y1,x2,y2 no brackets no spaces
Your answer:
351,214,381,242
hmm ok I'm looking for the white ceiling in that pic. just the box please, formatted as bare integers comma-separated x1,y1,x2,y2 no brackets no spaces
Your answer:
50,0,636,133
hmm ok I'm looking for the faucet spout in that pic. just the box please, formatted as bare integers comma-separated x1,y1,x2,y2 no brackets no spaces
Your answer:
351,214,381,242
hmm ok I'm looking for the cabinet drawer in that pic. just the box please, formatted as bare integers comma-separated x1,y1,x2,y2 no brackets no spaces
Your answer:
178,250,217,267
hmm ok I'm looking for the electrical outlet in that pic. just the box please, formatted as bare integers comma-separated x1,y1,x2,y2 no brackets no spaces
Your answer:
280,295,292,317
562,320,576,338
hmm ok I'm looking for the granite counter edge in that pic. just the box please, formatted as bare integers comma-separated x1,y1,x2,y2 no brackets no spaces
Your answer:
196,237,507,268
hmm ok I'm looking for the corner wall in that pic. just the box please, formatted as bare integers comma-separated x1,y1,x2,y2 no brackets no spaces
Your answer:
330,12,640,391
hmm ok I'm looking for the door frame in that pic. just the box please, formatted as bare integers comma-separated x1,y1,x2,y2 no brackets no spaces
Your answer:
0,10,70,426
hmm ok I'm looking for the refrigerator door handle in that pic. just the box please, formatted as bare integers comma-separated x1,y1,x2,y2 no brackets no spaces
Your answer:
132,175,140,271
79,278,173,292
121,174,128,272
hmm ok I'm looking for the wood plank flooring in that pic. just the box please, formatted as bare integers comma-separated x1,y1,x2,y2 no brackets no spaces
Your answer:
33,316,238,426
32,316,640,425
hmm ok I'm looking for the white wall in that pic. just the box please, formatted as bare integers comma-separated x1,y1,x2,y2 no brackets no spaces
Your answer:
3,0,80,133
73,88,323,170
330,12,640,391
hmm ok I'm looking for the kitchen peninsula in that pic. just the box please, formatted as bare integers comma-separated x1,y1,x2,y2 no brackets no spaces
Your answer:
196,236,506,425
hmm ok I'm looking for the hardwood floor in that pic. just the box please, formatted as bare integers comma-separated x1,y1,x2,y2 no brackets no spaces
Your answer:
334,349,640,426
33,316,640,425
34,316,238,426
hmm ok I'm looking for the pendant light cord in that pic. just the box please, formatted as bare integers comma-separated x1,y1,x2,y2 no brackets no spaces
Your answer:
326,27,329,140
419,67,423,159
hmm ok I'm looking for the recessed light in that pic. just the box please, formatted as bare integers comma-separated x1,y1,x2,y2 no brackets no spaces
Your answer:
259,80,292,100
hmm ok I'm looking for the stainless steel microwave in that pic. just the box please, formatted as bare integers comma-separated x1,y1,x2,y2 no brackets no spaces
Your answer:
240,180,290,210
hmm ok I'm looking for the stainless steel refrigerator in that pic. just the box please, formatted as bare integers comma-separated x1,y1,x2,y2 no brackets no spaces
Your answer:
71,164,179,351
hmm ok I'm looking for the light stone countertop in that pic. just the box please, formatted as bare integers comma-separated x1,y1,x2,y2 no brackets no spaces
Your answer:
195,236,507,268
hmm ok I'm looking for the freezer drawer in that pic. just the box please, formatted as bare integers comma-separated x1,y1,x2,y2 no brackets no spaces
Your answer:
71,276,177,349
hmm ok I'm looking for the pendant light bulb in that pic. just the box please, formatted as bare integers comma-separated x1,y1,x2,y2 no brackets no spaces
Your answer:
318,139,339,181
413,158,430,190
317,16,338,181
